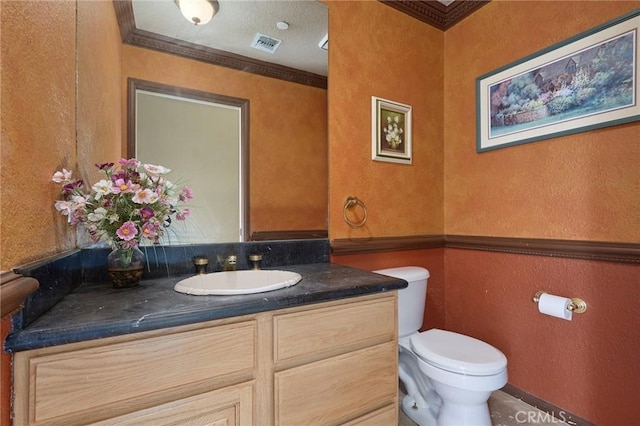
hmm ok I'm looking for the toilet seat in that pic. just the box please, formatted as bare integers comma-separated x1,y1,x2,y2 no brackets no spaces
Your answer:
411,329,507,376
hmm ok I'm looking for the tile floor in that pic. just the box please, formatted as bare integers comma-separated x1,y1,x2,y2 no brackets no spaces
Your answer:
398,390,570,426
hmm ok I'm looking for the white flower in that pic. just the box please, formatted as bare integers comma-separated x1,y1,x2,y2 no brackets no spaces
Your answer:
92,180,112,199
71,195,87,208
54,200,71,215
143,163,171,176
132,188,159,204
87,207,107,222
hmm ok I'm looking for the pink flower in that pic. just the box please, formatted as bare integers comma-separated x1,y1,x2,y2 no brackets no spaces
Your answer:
120,239,138,249
140,223,158,239
140,206,154,221
95,162,114,171
119,158,140,168
116,221,138,241
111,179,138,194
176,209,190,221
52,169,72,183
179,186,194,202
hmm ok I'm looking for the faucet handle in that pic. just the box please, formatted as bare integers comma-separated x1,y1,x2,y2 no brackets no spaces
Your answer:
193,256,209,275
249,254,263,270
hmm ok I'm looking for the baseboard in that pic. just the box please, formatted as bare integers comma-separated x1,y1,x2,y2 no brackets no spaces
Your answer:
501,383,597,426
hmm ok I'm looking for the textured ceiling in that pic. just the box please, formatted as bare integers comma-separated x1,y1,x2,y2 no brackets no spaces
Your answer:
132,0,328,76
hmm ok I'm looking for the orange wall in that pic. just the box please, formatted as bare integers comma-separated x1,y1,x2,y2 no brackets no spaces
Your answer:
441,2,640,424
444,1,640,242
327,0,445,241
1,0,77,270
1,2,122,423
77,0,122,184
121,46,328,234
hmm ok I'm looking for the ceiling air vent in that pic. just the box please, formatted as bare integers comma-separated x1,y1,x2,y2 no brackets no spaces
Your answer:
251,33,282,54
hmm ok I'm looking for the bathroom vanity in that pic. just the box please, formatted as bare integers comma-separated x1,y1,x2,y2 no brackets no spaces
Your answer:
7,263,405,425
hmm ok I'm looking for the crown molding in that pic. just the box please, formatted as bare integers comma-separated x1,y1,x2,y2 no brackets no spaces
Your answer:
112,0,327,89
380,0,491,31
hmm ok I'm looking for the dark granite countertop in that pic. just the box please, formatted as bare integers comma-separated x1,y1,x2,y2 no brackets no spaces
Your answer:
5,263,406,352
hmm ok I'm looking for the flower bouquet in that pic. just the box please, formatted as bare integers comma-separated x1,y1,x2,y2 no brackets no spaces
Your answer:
53,158,192,287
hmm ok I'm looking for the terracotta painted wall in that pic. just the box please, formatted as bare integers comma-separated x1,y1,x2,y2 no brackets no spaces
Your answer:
0,318,10,426
445,250,639,424
327,0,445,241
443,2,640,424
332,249,446,331
121,46,328,235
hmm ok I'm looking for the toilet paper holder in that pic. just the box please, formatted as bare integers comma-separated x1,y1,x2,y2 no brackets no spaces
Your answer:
532,291,587,314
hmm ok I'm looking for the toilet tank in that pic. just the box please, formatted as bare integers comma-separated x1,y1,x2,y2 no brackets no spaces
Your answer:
374,267,430,339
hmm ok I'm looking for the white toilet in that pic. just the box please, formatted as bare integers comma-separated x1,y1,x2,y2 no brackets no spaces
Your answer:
374,267,507,426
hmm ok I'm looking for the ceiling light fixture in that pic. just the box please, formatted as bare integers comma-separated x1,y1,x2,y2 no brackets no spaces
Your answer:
276,21,289,30
175,0,219,26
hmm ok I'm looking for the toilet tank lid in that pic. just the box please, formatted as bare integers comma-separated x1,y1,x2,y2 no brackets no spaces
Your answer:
373,266,430,281
411,329,507,376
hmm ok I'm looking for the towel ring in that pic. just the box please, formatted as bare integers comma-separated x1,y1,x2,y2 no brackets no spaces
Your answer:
343,197,368,228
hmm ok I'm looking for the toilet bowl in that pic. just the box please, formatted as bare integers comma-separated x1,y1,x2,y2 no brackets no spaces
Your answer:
374,267,508,426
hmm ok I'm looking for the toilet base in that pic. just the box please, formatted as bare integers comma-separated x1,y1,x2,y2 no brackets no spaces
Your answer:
437,400,492,426
401,394,437,426
402,393,492,426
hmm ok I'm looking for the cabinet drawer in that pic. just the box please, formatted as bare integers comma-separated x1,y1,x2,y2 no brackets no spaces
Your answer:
91,381,254,426
341,404,397,425
273,295,396,364
20,321,255,425
274,341,397,425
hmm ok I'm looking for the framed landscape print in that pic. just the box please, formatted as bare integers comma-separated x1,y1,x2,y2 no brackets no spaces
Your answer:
476,10,640,152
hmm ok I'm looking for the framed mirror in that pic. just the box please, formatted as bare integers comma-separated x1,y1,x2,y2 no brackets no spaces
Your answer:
128,78,250,243
76,0,328,246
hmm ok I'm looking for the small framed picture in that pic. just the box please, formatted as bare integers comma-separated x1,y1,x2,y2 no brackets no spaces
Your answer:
372,96,412,164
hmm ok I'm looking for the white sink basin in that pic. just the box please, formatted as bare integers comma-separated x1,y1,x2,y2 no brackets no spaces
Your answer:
174,270,302,295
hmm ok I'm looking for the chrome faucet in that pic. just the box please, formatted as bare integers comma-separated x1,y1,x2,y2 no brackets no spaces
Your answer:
223,255,237,271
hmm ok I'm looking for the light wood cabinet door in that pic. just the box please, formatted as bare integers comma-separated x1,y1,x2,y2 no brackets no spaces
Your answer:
14,321,256,425
90,381,254,426
274,341,398,425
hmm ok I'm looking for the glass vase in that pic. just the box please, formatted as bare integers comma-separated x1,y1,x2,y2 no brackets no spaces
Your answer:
107,246,145,288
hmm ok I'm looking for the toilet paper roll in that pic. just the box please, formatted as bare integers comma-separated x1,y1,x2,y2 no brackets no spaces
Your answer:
537,293,572,321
